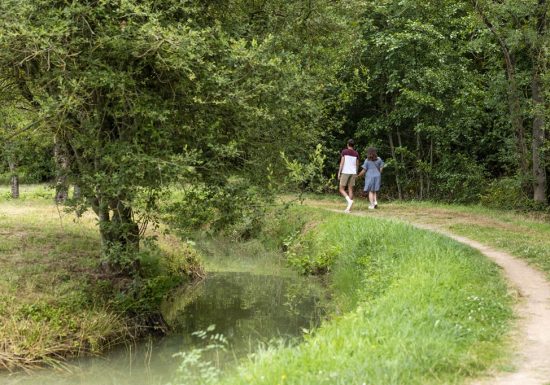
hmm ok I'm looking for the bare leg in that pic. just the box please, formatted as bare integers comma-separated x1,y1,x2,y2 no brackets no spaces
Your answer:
368,191,375,208
339,185,350,200
344,185,354,212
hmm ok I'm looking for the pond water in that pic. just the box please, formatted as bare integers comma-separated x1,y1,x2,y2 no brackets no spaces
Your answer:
2,272,326,385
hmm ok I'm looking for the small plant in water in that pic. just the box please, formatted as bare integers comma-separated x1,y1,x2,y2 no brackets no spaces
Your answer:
168,325,228,385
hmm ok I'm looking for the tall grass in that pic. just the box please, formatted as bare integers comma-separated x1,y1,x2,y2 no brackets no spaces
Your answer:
304,195,550,279
216,212,513,385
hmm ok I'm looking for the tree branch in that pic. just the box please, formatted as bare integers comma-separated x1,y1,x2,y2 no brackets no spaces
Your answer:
2,117,46,142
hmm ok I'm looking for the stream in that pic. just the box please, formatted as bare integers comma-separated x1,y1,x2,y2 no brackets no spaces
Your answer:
2,272,326,385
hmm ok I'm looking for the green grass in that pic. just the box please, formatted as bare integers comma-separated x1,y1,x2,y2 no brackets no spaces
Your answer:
216,211,513,385
0,183,57,201
0,185,199,371
0,192,126,370
1,187,521,381
304,194,550,279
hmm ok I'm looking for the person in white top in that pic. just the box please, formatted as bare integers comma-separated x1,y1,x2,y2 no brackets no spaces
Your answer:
337,139,360,213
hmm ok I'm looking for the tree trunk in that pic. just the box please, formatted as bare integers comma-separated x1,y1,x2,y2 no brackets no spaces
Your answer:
416,130,423,200
427,138,433,198
92,195,140,276
388,132,403,199
396,128,408,192
396,128,405,164
531,0,548,203
54,137,69,203
8,159,19,199
506,53,530,177
532,68,547,203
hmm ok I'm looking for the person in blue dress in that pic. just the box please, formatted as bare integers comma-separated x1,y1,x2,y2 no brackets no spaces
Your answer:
358,147,384,209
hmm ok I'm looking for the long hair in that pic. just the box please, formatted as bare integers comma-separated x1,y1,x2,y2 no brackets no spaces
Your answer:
367,147,378,161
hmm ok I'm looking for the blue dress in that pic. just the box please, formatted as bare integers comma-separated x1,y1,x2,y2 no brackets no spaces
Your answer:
362,157,384,192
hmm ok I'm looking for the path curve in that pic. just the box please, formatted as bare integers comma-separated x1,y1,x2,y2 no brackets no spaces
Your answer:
341,210,550,385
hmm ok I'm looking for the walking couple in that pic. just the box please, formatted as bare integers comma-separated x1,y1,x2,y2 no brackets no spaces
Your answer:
338,139,384,213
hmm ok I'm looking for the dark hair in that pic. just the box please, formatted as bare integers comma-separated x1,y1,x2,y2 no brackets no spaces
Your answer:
367,147,378,161
347,139,355,148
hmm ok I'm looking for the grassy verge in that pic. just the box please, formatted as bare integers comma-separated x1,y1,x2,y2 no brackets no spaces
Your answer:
302,194,550,280
214,209,513,385
0,185,199,371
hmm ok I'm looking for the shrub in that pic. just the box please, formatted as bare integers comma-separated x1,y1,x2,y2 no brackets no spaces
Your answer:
480,176,549,211
430,154,488,203
162,179,273,241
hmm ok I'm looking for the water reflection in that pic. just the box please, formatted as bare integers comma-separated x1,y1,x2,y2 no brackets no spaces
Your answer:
2,273,326,385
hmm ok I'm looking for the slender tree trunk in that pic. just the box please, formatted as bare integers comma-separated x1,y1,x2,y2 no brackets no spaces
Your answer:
506,53,530,177
8,159,19,199
54,137,69,203
396,128,408,195
532,69,547,203
396,128,404,164
388,132,403,199
531,0,548,203
427,138,433,198
416,129,423,200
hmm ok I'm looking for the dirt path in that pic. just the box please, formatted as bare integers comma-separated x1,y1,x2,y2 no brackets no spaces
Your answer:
319,204,550,385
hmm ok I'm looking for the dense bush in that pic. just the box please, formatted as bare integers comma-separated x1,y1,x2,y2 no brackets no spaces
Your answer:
161,178,273,241
480,176,548,211
430,154,488,203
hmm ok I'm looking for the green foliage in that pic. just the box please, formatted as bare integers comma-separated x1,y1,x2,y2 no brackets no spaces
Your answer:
282,144,335,199
480,178,550,212
480,176,532,209
286,236,341,275
260,205,312,250
161,185,218,233
0,0,364,266
430,154,488,203
169,327,228,385
162,180,272,240
161,242,204,278
328,0,549,205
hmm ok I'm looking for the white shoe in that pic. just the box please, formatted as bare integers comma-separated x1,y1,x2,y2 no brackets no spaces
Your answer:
374,201,378,208
368,205,375,210
346,199,353,212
